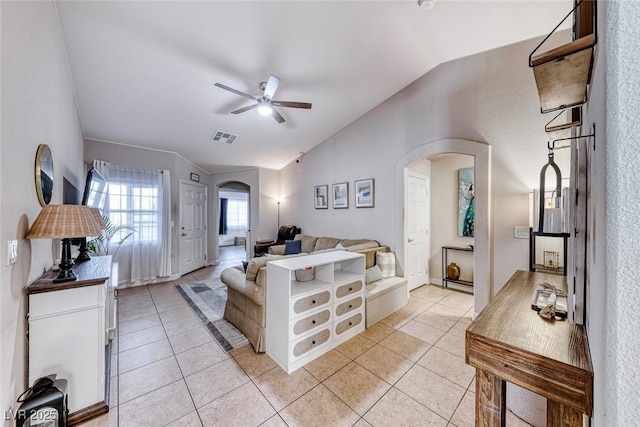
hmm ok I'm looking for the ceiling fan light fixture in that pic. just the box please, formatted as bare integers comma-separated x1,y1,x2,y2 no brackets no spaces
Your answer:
258,103,273,116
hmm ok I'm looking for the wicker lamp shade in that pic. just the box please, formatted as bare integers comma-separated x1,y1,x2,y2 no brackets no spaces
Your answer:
26,205,107,283
26,205,105,239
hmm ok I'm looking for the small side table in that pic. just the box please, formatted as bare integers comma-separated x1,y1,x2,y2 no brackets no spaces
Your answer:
441,245,474,289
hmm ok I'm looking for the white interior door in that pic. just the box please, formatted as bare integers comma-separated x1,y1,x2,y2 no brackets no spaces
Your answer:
180,181,207,274
405,171,430,291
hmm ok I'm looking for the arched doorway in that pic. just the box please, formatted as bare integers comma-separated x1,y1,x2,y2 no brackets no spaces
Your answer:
217,181,250,262
396,139,491,314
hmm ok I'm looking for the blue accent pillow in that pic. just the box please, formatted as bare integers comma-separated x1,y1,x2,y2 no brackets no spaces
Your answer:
284,239,302,255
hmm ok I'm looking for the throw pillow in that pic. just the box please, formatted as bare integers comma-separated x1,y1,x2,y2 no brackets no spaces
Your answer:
376,252,396,278
285,239,302,255
335,242,346,250
246,257,269,281
365,265,383,284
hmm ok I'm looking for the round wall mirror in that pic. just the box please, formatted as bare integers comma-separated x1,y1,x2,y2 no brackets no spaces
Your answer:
35,144,54,206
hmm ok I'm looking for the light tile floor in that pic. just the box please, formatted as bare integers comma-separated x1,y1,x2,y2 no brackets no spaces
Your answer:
80,247,530,427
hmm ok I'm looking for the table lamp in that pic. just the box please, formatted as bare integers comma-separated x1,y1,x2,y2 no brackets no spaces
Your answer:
75,208,106,263
26,205,107,283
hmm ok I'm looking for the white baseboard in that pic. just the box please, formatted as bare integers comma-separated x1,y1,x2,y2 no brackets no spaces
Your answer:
430,277,442,286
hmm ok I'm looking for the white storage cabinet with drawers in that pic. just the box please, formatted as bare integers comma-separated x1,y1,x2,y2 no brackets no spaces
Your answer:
266,251,365,373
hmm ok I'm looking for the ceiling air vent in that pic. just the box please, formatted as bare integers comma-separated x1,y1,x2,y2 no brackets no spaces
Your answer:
211,131,237,145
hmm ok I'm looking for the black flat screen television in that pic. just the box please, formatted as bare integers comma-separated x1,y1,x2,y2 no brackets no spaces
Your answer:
82,167,108,212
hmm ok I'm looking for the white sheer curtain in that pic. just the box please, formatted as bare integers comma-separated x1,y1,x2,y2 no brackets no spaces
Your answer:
93,160,172,285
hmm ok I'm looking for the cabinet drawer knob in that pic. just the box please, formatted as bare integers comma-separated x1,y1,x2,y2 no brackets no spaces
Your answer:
312,300,316,304
312,340,316,345
312,320,316,324
348,287,352,291
348,322,353,326
348,304,353,309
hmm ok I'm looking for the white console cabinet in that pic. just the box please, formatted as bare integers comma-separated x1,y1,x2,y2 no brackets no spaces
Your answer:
266,251,365,373
27,256,113,425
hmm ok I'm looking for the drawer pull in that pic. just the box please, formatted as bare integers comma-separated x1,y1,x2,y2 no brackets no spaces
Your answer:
348,304,353,309
312,340,316,345
349,287,353,291
312,320,316,324
312,300,316,304
349,322,353,326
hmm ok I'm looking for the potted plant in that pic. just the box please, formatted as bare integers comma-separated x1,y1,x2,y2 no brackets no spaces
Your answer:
87,215,135,259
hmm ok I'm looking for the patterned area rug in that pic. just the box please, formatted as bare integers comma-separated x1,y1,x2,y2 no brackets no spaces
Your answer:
175,278,249,352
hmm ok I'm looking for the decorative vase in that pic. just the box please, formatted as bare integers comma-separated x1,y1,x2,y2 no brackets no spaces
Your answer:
447,263,461,280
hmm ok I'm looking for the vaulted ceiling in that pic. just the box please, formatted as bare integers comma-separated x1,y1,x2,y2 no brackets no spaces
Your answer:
56,0,571,173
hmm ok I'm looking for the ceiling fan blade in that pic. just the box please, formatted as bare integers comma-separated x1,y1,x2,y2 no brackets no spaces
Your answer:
271,107,286,124
271,101,312,109
231,103,258,114
215,83,257,100
263,75,281,99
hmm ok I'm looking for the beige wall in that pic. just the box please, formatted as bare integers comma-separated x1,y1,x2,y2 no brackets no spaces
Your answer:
1,1,85,420
429,154,475,283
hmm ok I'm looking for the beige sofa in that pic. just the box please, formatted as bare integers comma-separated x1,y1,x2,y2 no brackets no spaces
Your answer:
220,234,389,352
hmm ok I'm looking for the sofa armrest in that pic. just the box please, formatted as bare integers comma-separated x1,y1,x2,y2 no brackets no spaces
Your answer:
268,244,286,255
220,267,265,306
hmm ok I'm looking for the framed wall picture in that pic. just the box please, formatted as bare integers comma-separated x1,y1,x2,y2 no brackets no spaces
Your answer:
314,185,328,209
458,167,474,237
355,178,375,208
332,182,349,209
190,172,200,182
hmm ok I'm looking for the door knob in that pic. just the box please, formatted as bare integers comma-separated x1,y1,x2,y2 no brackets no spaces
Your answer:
408,238,414,243
182,233,187,236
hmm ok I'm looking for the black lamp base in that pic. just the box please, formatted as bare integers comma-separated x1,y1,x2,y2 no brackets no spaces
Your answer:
54,238,77,283
53,269,77,283
75,238,91,263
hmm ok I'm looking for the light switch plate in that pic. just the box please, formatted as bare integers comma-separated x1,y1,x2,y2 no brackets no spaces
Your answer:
514,226,530,239
7,240,17,265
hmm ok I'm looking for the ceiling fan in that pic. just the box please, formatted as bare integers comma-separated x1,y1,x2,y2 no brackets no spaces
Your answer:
215,74,312,124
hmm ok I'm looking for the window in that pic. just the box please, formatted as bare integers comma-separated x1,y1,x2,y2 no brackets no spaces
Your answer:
226,199,248,229
108,181,160,243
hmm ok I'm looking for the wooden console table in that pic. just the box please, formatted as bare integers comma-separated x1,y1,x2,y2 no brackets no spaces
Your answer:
27,256,114,425
465,270,592,426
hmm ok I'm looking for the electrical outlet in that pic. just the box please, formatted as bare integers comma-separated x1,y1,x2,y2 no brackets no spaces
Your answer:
7,240,17,265
514,226,530,239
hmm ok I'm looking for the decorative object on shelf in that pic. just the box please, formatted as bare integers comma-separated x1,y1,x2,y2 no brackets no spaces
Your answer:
26,205,107,283
538,144,563,233
458,167,474,237
314,185,328,209
531,281,568,320
332,182,349,209
34,144,54,206
294,266,315,282
355,178,375,208
543,250,560,270
190,172,200,182
447,262,461,280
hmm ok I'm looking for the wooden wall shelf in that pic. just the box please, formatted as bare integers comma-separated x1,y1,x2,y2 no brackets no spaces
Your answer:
529,0,597,114
545,108,582,133
531,35,595,113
